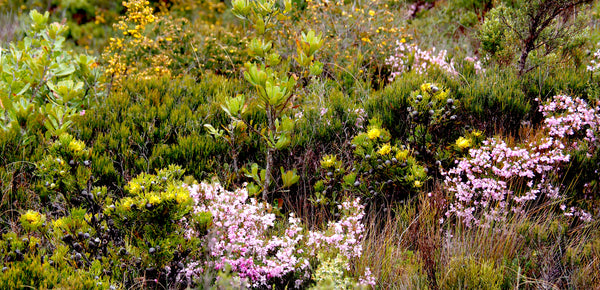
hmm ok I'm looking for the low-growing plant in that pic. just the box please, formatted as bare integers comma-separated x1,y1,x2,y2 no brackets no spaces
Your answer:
77,74,239,191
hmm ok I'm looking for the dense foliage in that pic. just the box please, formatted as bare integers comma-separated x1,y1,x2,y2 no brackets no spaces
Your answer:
2,0,600,288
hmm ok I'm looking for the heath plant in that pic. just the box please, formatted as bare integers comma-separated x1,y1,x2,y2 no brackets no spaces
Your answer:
538,94,600,202
185,182,310,288
386,40,459,81
588,44,600,74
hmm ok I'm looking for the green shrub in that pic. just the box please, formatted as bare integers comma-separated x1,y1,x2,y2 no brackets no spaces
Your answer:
106,165,207,283
77,74,242,190
458,68,530,134
311,123,427,212
522,65,592,102
34,133,93,208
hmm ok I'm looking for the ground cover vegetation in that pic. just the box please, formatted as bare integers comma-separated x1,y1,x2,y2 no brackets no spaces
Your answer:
1,0,600,288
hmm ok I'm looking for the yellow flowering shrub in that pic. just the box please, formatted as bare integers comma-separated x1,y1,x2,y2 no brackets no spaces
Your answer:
102,0,197,86
368,128,382,140
455,136,472,150
377,143,392,155
20,210,46,231
321,155,339,169
108,165,194,229
68,140,86,153
103,0,156,79
299,0,410,80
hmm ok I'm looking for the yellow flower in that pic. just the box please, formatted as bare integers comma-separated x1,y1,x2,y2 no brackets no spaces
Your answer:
378,144,392,155
52,218,65,229
21,210,46,230
23,210,41,224
68,140,85,152
367,128,381,140
395,149,409,161
400,38,406,43
148,194,161,205
122,197,134,210
164,189,176,201
456,137,472,150
414,180,423,188
320,155,337,169
420,83,431,92
368,10,375,17
128,181,141,193
472,130,483,137
176,192,190,204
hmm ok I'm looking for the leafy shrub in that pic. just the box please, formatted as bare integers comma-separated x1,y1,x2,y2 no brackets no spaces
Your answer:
311,122,427,214
0,10,98,138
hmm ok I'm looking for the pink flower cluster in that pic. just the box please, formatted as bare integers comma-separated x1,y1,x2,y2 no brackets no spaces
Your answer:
182,183,374,287
307,197,375,286
308,198,366,261
186,182,310,288
444,95,600,227
464,56,485,75
538,95,600,155
350,108,367,129
386,40,458,81
443,137,569,227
